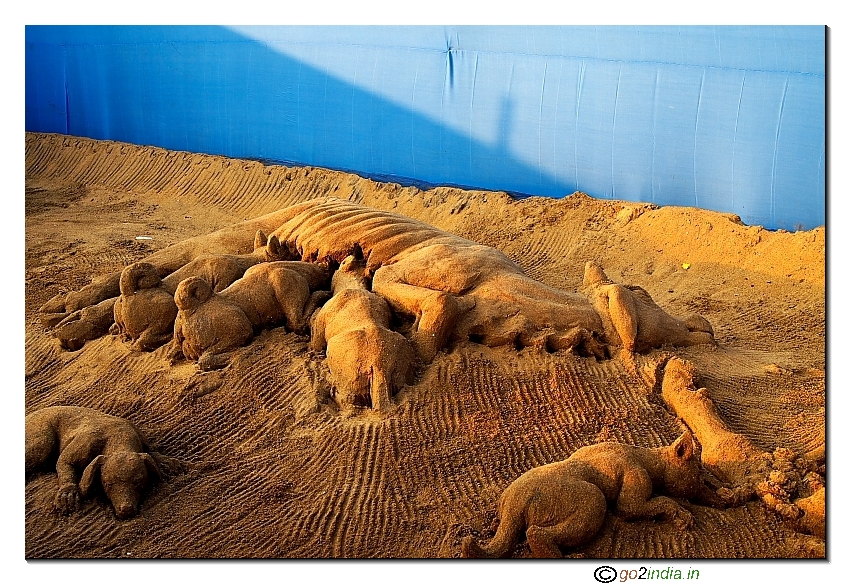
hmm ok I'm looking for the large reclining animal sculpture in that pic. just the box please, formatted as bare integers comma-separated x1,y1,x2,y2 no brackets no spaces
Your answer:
40,198,715,366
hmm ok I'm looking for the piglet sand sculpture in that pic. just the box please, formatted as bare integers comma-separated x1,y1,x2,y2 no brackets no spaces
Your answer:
310,251,416,412
462,429,723,558
111,262,179,352
40,198,717,409
171,261,330,370
108,230,286,352
581,262,715,354
25,406,168,519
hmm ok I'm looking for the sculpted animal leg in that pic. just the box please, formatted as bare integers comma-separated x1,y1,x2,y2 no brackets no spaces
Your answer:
54,453,82,513
271,274,311,333
525,525,564,558
25,422,57,474
308,308,328,353
370,367,392,411
615,472,693,530
372,270,459,363
132,329,175,352
40,272,121,328
546,328,608,360
197,351,234,371
52,297,119,351
605,285,639,353
524,480,608,558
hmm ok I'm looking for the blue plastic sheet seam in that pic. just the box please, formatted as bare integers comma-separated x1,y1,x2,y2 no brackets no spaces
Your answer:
694,69,706,209
771,78,790,226
612,65,622,200
538,61,548,188
731,73,746,212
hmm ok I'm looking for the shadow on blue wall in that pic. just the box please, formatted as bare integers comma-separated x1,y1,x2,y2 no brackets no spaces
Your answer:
25,26,569,200
25,26,825,230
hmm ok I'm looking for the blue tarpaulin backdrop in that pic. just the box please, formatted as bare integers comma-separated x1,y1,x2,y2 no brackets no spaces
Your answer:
25,25,825,230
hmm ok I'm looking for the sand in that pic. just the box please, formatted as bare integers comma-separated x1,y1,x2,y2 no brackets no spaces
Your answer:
24,132,825,558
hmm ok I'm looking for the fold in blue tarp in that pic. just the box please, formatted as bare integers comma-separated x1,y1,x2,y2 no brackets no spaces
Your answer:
25,25,825,230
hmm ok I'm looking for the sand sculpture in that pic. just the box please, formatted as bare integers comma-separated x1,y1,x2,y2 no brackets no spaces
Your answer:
160,230,288,294
462,429,722,558
61,230,284,352
112,262,179,351
309,251,416,411
40,198,714,367
581,262,715,353
658,357,825,540
51,297,119,351
171,261,330,370
25,406,166,519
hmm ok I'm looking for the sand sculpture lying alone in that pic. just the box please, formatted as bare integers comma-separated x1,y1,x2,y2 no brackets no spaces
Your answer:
25,406,168,519
309,251,416,411
170,261,330,370
462,429,722,558
40,197,715,364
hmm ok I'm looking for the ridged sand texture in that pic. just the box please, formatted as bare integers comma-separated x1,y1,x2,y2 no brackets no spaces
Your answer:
25,133,824,558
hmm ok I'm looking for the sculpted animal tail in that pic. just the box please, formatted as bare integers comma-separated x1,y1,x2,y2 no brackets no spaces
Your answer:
370,366,392,411
120,263,161,296
461,504,525,558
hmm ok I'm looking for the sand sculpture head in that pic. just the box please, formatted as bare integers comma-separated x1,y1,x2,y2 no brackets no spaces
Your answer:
657,429,706,499
331,251,370,294
174,277,215,312
79,451,163,519
583,261,613,287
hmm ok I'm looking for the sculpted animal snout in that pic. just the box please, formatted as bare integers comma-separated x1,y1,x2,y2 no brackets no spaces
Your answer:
112,498,139,519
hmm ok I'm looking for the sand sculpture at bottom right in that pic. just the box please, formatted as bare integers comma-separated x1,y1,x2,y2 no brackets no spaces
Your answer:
462,429,723,559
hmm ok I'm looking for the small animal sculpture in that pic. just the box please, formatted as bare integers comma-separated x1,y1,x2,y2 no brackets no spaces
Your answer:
310,252,416,411
171,261,329,370
111,231,286,352
581,262,715,354
159,230,287,295
25,406,165,519
462,429,719,558
111,262,179,351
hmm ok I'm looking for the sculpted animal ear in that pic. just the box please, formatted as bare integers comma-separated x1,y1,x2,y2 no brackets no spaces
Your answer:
673,429,695,461
141,453,164,482
193,279,213,302
267,235,282,258
583,262,607,287
254,230,268,249
79,455,105,497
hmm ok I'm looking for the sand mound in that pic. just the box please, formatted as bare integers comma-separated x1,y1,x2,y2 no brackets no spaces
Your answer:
24,133,824,558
